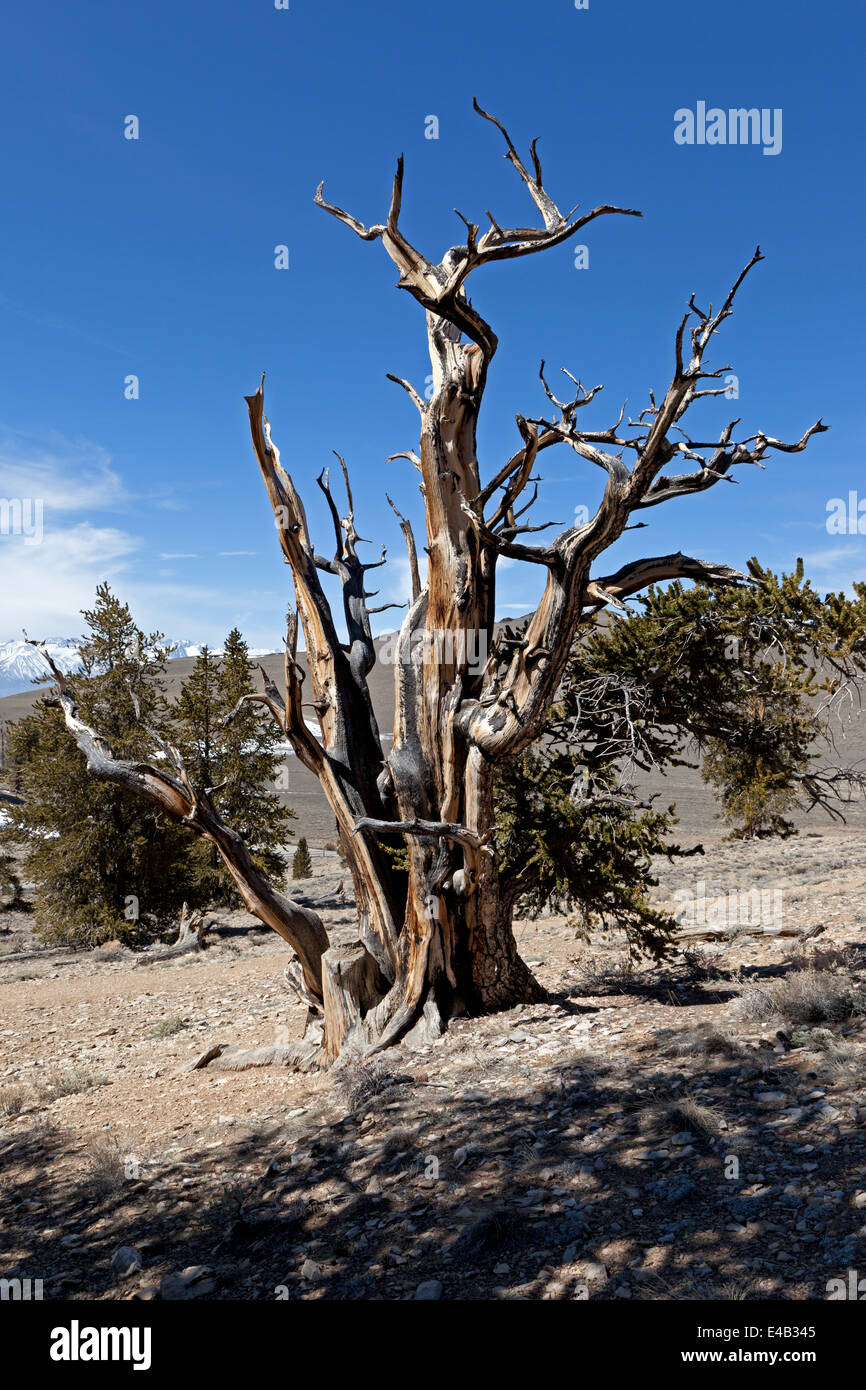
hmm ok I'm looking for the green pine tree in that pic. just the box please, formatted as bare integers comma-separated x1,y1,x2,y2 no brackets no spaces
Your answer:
8,584,199,946
174,644,220,789
0,840,22,910
495,560,866,957
173,645,225,901
292,837,312,880
580,560,837,839
495,700,683,961
174,629,293,903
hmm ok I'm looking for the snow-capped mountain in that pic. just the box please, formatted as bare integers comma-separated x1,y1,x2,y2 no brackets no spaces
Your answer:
0,638,82,699
0,638,275,700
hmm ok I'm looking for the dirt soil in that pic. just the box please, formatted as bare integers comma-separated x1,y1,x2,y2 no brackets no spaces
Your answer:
2,829,866,1301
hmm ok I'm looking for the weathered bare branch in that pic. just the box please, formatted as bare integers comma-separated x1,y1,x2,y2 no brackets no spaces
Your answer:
245,381,401,981
316,101,641,360
386,493,421,600
585,553,748,608
27,640,329,1000
386,373,426,415
353,816,483,851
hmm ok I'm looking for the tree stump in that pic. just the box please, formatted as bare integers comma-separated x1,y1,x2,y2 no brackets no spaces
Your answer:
321,942,383,1062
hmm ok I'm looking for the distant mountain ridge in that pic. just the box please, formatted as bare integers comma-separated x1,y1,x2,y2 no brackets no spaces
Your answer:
0,637,276,699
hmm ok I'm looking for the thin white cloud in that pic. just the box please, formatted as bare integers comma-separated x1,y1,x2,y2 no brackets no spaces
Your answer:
800,546,866,594
0,436,125,515
0,523,141,636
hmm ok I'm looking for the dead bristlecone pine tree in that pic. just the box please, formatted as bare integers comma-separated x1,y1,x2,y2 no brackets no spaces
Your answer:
30,101,826,1064
292,838,313,881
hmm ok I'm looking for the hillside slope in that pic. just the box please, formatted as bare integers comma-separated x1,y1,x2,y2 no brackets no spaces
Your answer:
2,631,865,843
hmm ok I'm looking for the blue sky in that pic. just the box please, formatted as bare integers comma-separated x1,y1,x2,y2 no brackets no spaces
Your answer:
0,0,863,649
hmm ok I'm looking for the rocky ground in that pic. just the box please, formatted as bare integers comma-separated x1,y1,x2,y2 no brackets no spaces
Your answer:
1,828,866,1301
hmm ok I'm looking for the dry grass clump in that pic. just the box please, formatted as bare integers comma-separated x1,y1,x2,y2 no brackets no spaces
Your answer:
151,1016,188,1039
638,1271,753,1301
735,969,866,1027
667,1025,743,1060
573,953,644,996
91,941,131,962
337,1058,403,1112
639,1093,722,1139
0,1083,26,1117
39,1068,108,1104
85,1134,126,1195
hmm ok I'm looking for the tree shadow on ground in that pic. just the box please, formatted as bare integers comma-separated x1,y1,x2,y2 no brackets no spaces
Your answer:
2,1015,863,1302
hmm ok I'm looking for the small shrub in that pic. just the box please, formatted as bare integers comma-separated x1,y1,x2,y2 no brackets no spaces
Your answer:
292,837,313,880
40,1069,108,1104
0,1083,26,1117
573,953,642,996
198,1180,248,1234
338,1059,400,1112
665,1024,741,1059
85,1134,126,1195
680,946,725,982
735,970,866,1026
152,1017,188,1039
451,1206,522,1257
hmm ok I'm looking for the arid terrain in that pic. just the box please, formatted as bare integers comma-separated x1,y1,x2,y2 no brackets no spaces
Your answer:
2,826,866,1301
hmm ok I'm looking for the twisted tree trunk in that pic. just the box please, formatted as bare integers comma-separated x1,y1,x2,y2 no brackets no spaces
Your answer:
32,101,825,1063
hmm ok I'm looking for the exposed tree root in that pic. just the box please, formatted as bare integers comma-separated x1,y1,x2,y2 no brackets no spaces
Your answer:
207,1042,324,1073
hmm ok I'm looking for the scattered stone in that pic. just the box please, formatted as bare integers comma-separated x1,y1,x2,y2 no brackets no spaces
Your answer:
160,1266,218,1300
110,1246,143,1279
570,1260,608,1290
186,1045,225,1072
755,1091,787,1107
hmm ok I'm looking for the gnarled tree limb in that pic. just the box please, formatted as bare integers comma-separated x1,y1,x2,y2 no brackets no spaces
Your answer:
28,640,329,1001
